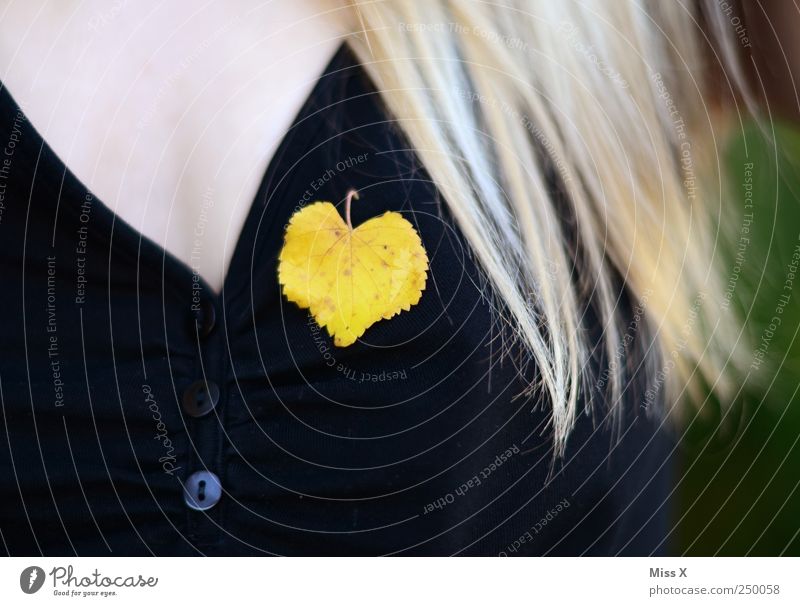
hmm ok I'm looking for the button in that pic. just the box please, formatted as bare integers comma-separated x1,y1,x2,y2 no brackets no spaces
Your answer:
182,380,220,417
191,298,216,338
183,471,222,511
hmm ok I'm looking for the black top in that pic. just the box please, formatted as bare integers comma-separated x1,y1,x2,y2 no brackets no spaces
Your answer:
0,44,673,556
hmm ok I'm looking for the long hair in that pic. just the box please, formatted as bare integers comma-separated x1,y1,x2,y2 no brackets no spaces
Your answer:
344,0,748,455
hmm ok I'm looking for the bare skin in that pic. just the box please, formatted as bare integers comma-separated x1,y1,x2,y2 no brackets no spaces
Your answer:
0,0,347,292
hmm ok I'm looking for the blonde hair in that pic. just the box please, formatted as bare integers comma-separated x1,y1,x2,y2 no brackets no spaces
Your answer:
344,0,747,455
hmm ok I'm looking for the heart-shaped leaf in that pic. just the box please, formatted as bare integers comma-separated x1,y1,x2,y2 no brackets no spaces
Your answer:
278,191,428,346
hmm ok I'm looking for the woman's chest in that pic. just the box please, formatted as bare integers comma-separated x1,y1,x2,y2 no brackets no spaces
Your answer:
0,81,544,545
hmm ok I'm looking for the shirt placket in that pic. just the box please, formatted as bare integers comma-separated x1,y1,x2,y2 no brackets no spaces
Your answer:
181,288,225,548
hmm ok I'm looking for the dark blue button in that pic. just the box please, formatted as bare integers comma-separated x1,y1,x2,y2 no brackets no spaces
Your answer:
191,298,216,338
182,380,219,418
183,471,222,511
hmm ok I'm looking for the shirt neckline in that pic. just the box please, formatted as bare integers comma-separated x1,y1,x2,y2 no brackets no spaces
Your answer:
0,41,355,306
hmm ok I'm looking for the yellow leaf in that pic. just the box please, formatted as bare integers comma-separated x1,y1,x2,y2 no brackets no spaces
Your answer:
278,190,428,347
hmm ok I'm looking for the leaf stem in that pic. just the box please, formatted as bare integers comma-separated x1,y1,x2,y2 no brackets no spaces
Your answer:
345,189,359,230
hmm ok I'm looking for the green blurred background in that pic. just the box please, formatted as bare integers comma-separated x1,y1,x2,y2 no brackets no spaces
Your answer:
676,120,800,555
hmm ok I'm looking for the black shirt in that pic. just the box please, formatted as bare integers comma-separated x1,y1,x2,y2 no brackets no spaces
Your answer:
0,44,673,555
